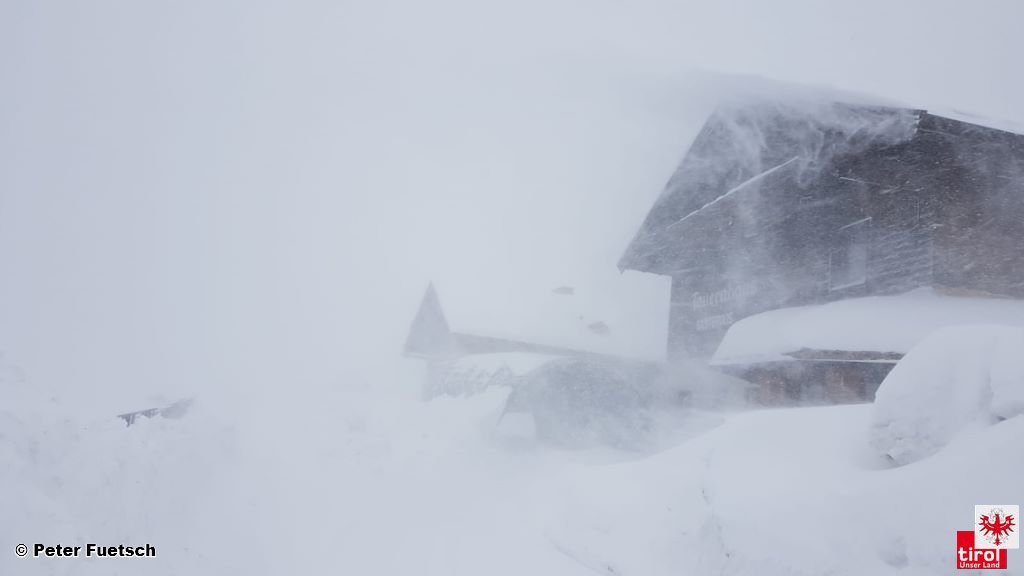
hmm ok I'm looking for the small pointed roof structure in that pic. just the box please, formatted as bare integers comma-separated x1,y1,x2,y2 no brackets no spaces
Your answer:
403,283,461,359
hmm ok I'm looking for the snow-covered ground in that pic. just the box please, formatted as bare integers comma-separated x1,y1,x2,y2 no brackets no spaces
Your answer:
5,354,1021,575
4,1,1023,574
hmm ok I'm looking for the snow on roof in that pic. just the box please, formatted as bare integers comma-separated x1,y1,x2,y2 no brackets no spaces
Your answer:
429,271,670,361
929,108,1024,136
711,289,1024,366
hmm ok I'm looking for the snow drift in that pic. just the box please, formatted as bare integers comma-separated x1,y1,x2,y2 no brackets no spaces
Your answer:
869,325,1024,465
0,361,269,576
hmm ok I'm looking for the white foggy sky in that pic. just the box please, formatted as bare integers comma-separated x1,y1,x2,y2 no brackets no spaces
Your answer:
1,0,1022,409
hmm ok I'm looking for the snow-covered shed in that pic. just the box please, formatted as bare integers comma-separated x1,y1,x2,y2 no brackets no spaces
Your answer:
618,91,1024,401
403,275,670,396
404,280,669,362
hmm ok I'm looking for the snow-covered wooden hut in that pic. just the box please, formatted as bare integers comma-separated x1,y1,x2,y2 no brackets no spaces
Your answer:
403,276,669,397
619,94,1024,403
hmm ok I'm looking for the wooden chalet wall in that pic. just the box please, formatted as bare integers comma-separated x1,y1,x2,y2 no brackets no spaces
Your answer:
926,114,1024,297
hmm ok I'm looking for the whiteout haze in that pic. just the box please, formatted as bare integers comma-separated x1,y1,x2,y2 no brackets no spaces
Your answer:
2,1,1023,575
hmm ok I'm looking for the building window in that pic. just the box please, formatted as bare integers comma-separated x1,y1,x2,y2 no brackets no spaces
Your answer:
830,217,870,291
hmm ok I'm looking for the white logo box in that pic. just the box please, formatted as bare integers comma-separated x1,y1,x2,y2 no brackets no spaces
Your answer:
975,505,1020,549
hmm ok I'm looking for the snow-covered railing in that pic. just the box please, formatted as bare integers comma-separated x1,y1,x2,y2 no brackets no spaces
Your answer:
117,398,194,427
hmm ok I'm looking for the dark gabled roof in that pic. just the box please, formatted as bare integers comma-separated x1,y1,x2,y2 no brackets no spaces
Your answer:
619,97,1024,276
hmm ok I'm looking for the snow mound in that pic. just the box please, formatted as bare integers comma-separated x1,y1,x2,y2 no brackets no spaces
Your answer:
869,325,1024,465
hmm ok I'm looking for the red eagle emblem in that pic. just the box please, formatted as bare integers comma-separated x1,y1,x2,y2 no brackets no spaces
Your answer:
979,511,1016,547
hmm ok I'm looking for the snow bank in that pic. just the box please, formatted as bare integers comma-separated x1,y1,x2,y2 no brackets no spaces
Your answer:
405,337,1019,576
6,342,1019,576
551,403,1024,576
713,289,1024,364
869,325,1024,465
0,367,256,576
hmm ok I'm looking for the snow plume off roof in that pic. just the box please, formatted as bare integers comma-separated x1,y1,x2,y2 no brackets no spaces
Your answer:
619,93,922,272
429,272,670,362
712,289,1024,366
